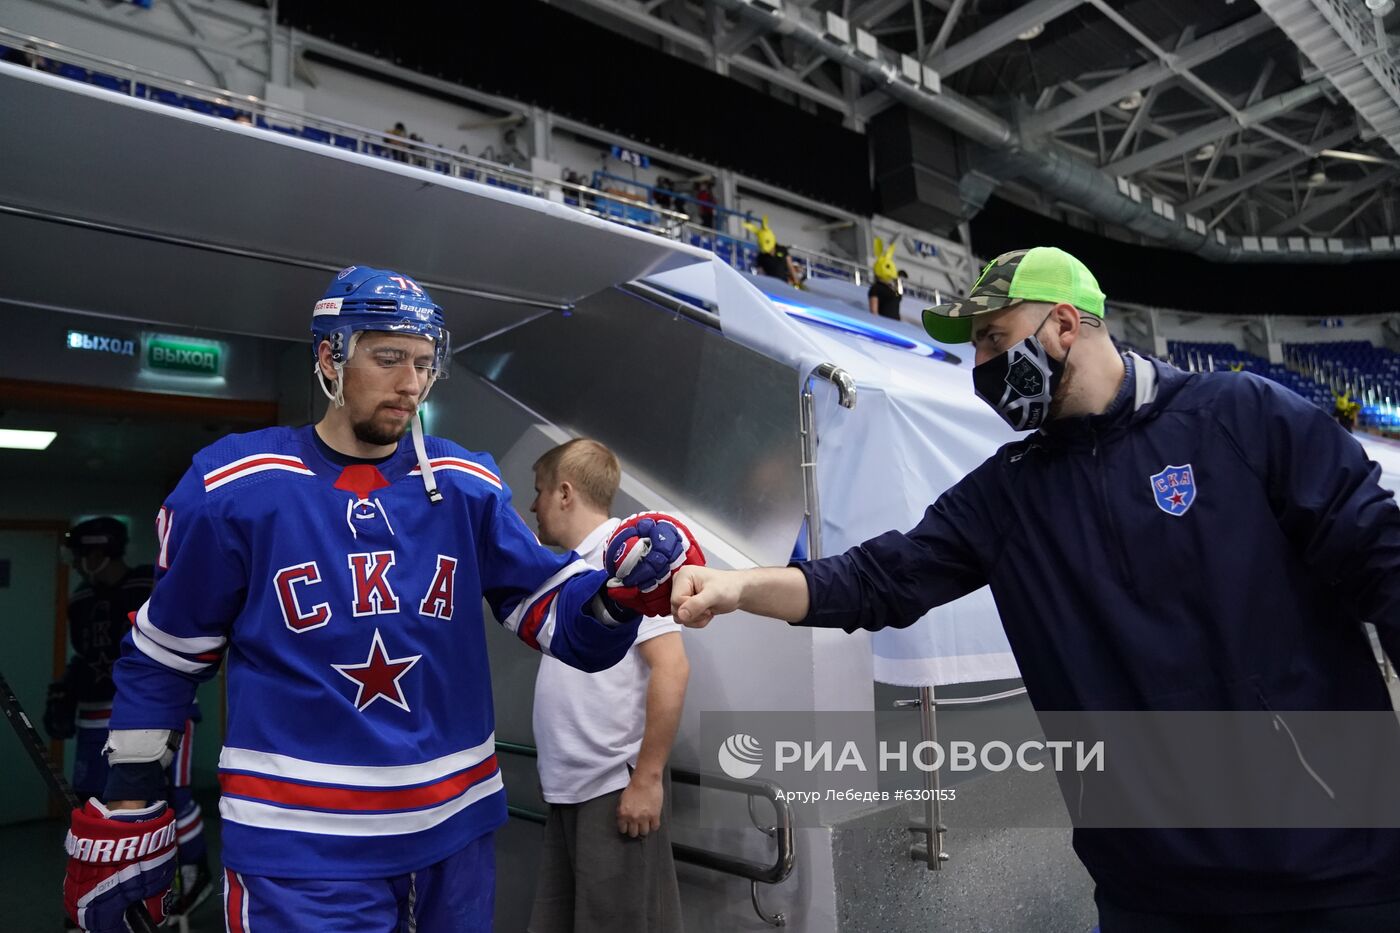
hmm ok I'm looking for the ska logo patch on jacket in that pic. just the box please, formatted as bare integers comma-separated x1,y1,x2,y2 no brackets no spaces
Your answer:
1150,464,1196,516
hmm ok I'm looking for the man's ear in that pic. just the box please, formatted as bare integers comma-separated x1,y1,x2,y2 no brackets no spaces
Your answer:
558,480,574,508
316,340,337,381
1053,303,1083,347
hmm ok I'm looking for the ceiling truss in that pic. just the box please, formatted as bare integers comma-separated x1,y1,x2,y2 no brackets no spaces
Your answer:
560,0,1400,245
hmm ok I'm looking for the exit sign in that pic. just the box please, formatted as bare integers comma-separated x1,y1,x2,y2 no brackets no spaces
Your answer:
146,336,222,376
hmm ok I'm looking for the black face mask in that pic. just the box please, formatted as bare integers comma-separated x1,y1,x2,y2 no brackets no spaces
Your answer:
971,310,1067,432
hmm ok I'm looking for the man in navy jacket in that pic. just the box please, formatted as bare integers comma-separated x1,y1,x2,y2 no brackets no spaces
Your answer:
672,247,1400,931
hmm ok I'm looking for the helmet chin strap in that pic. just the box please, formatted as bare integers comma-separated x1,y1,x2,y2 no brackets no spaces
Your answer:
315,362,346,407
314,332,360,408
411,377,442,505
315,332,442,504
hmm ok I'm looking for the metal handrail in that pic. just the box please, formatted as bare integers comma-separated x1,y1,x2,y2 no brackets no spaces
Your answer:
677,219,948,300
495,741,795,926
591,170,754,223
669,769,796,887
0,27,688,239
891,682,1029,873
892,684,1028,708
810,362,857,410
617,281,722,330
4,26,950,297
799,362,857,562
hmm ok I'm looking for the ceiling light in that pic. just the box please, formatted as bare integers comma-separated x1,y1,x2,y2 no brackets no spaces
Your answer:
1017,23,1045,41
1320,148,1392,165
1193,143,1217,161
0,429,57,450
1116,90,1145,111
1307,158,1329,187
1366,0,1394,17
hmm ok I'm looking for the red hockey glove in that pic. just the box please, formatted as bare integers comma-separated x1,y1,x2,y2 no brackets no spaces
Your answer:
604,512,706,616
64,799,176,933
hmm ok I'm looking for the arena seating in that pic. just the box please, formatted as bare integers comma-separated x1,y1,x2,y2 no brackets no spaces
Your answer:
1285,341,1400,430
1166,339,1400,430
2,45,536,191
1167,340,1337,411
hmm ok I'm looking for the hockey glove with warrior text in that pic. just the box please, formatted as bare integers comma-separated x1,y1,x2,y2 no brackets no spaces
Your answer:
604,512,705,616
64,800,176,933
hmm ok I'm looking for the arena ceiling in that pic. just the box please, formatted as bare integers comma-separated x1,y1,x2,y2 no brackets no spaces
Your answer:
557,0,1400,252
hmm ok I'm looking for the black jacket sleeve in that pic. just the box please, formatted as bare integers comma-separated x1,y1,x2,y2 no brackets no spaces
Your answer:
795,469,992,633
1221,374,1400,666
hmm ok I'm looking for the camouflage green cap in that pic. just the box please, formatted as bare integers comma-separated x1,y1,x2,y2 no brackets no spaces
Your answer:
922,246,1106,344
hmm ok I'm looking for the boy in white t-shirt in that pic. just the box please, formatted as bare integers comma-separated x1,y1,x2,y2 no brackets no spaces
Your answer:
527,439,689,933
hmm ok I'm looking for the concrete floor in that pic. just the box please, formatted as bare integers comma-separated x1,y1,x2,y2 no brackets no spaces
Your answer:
4,674,1393,932
1,800,225,933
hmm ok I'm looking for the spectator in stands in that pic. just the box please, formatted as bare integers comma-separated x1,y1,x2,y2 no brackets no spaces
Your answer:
1334,390,1361,433
562,169,593,210
528,439,688,933
745,216,803,288
654,177,674,211
386,121,408,162
232,113,253,126
3,42,46,68
499,128,529,170
867,237,903,321
693,180,717,230
408,131,427,167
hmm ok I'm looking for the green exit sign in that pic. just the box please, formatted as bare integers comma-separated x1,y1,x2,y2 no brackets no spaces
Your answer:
146,337,222,376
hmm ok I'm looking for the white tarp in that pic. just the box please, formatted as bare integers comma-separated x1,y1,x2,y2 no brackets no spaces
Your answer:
1355,433,1400,494
646,263,1022,686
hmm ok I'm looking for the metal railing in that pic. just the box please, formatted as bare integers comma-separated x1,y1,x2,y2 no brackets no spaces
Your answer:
3,26,955,304
496,741,795,927
0,27,688,239
892,681,1029,872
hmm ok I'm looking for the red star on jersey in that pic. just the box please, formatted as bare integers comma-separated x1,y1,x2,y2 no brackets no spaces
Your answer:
1168,490,1186,508
331,629,421,712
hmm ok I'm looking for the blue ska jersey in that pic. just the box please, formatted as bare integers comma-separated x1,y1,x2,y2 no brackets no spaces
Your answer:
108,425,639,879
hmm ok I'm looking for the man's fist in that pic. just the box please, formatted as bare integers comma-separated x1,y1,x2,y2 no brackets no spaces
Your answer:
604,512,705,616
64,800,176,932
670,565,744,628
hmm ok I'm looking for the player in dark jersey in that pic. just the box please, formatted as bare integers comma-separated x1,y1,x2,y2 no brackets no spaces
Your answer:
49,518,211,928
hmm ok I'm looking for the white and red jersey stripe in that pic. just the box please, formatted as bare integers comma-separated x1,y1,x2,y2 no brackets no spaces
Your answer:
203,453,315,492
500,558,589,656
216,735,502,837
176,802,203,847
130,601,226,676
408,457,501,489
76,701,111,730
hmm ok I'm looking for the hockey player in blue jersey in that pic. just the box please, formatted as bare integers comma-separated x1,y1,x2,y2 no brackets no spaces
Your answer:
60,266,703,932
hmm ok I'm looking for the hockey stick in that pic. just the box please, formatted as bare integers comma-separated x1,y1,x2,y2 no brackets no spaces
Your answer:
0,669,159,933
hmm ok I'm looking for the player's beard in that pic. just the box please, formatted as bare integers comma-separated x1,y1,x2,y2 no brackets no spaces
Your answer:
352,404,414,447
